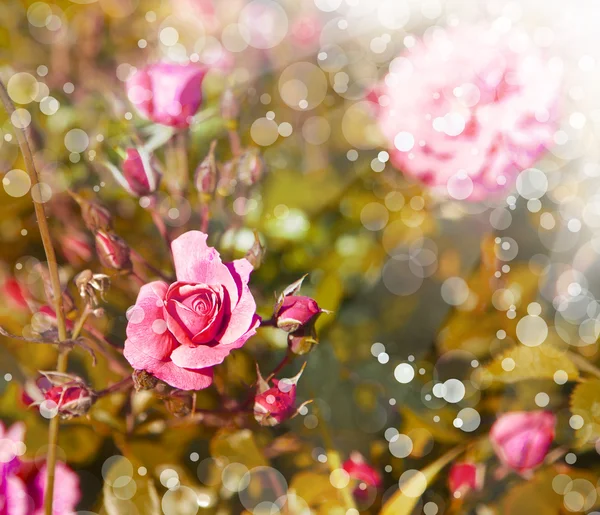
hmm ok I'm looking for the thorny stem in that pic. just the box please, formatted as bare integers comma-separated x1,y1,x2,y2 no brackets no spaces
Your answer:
0,77,68,515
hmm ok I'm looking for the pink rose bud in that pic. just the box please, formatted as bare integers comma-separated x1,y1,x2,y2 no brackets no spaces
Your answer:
95,230,132,270
276,295,321,333
3,277,30,311
70,191,112,232
194,141,217,196
237,148,264,186
44,384,95,419
448,462,483,497
490,411,556,472
126,62,208,128
120,148,161,197
254,365,306,427
342,452,382,499
374,24,561,202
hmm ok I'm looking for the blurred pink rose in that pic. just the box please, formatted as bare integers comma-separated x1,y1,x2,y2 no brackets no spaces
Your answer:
126,62,207,128
290,14,321,48
490,411,556,472
0,422,80,515
124,231,260,390
342,452,382,499
448,462,483,496
375,25,560,201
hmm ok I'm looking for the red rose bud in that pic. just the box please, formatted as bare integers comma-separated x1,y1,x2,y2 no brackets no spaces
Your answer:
448,462,484,497
44,384,95,419
194,141,217,196
490,411,556,472
95,230,132,270
60,231,93,266
237,148,264,186
70,191,112,231
276,295,321,333
254,365,306,427
342,452,382,499
26,373,95,419
3,277,30,311
120,148,161,197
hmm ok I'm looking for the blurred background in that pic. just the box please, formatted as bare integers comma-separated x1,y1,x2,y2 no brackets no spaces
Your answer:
1,0,600,513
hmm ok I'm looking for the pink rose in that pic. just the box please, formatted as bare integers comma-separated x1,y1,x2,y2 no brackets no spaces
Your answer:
375,24,560,201
0,422,80,515
490,411,556,472
448,462,483,497
124,231,260,391
342,452,382,499
126,62,207,128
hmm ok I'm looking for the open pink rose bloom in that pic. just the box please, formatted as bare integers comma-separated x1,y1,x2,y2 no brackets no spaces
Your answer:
124,231,261,390
375,24,561,201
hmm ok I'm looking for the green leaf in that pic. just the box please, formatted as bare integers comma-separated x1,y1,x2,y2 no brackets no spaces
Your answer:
480,345,579,384
570,379,600,447
381,446,464,515
210,428,268,469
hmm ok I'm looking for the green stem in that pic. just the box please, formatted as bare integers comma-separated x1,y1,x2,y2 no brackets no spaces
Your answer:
0,77,68,515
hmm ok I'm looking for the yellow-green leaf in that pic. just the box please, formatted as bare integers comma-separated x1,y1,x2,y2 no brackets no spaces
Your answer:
210,428,268,469
289,472,345,515
381,446,464,515
103,456,161,515
480,345,579,384
570,379,600,447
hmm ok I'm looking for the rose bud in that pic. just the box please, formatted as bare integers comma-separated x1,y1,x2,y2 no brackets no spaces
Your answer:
3,277,30,311
220,88,239,121
342,452,382,500
70,191,112,232
237,148,264,186
111,148,161,197
448,462,484,497
126,62,208,128
60,231,93,266
490,411,556,472
276,296,321,333
254,365,307,427
194,141,217,196
95,230,132,270
44,384,95,419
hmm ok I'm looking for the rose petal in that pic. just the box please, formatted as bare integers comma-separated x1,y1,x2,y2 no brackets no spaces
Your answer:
31,462,80,514
125,281,174,361
5,476,29,515
171,231,239,306
170,316,260,369
219,284,260,346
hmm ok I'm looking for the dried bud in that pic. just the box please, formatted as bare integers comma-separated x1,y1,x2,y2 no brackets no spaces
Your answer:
75,269,110,307
448,462,484,497
194,141,217,195
490,411,556,472
237,148,264,186
245,231,266,269
118,147,161,197
132,369,158,391
165,391,193,417
342,452,382,500
220,88,239,121
27,373,95,419
70,192,112,232
95,230,131,270
254,365,307,427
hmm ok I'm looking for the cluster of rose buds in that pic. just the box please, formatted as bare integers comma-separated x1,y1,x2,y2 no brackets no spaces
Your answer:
272,276,325,355
253,364,309,427
22,373,96,419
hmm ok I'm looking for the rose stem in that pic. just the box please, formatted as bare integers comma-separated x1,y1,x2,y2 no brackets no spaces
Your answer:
0,78,68,515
